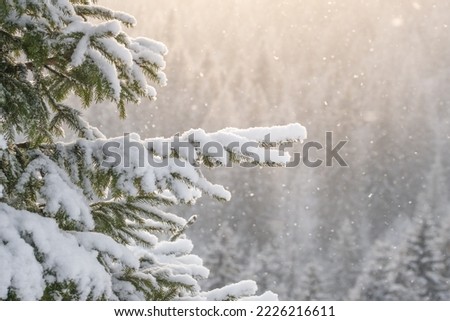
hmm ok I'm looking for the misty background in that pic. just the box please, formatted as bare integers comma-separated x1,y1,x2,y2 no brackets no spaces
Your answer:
83,0,450,300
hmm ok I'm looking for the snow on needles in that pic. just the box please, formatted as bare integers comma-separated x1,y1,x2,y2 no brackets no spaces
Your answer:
223,123,307,144
0,204,113,300
201,280,259,300
56,123,305,204
6,0,167,101
0,134,7,149
16,153,94,230
65,18,167,100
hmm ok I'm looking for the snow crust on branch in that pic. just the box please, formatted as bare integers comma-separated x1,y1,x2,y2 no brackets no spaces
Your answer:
54,123,306,205
0,204,115,300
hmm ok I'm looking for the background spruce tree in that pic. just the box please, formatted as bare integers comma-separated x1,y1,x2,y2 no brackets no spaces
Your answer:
327,218,362,300
296,261,327,301
202,221,244,291
392,216,449,300
0,0,306,300
351,216,450,301
350,239,401,300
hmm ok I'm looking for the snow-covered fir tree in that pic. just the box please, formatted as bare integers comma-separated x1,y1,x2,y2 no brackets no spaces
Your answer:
296,261,327,301
327,218,362,300
393,216,449,300
0,0,306,300
202,221,244,290
350,238,401,300
442,215,450,283
351,214,450,301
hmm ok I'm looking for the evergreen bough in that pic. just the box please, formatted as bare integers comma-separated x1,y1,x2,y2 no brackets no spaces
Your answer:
0,0,306,300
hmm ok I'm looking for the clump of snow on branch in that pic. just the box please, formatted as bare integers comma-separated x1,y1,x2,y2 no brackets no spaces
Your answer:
0,135,7,149
0,204,115,300
201,280,262,301
16,152,93,230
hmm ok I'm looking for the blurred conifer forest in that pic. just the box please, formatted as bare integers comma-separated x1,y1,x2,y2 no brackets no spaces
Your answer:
86,0,450,300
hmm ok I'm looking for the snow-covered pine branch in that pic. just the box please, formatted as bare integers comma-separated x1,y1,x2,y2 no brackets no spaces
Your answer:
0,0,306,301
53,123,306,203
1,121,306,300
1,0,167,145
